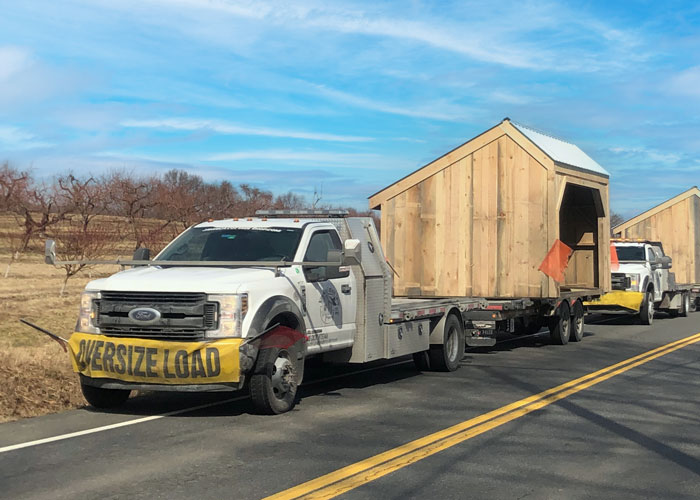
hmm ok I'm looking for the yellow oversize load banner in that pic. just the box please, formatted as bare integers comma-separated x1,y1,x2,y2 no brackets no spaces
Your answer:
68,332,243,385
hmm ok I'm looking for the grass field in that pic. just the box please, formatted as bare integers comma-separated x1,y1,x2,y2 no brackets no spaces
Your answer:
0,214,173,422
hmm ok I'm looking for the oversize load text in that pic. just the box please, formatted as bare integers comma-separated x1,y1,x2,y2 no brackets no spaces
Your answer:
74,338,224,380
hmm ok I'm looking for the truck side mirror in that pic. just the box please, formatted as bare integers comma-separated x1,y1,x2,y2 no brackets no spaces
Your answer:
45,240,56,265
132,247,150,267
343,239,362,266
660,255,672,269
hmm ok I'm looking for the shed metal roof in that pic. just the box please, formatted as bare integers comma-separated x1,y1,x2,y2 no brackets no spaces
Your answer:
511,122,610,177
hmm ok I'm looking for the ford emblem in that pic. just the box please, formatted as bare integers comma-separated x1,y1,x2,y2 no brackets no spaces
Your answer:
128,307,161,324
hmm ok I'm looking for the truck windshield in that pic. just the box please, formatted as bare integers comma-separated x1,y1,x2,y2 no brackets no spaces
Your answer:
156,227,303,262
615,246,646,261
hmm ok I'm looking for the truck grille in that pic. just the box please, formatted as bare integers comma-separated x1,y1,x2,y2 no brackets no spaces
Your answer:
96,292,217,341
611,273,630,290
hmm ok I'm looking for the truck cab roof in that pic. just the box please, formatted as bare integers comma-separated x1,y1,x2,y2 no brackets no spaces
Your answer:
193,218,336,231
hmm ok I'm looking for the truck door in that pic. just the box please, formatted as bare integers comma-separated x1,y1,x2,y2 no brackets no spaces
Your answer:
301,229,356,352
648,245,663,301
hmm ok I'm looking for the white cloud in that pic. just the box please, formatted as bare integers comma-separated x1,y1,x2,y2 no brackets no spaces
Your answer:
121,118,373,142
206,149,384,166
0,126,53,150
309,84,473,122
668,66,700,98
0,46,33,81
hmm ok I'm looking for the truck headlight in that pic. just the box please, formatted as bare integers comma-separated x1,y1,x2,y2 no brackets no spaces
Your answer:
207,294,248,338
76,291,100,333
626,274,640,290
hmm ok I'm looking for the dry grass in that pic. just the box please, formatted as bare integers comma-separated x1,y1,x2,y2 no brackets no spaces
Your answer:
0,214,174,421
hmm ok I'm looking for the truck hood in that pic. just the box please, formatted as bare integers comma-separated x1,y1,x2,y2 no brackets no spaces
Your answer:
616,263,649,275
86,266,278,294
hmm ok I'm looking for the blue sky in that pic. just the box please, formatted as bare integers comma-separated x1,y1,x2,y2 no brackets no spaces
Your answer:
1,0,699,217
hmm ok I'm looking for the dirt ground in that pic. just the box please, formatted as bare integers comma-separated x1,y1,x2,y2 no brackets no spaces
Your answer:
0,215,172,422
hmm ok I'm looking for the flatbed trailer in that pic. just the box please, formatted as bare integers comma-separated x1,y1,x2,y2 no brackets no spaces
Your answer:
460,288,602,346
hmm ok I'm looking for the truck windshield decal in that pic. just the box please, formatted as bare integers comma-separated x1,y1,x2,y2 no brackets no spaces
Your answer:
156,227,303,262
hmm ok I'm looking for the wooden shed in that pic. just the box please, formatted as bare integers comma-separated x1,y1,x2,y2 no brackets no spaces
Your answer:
369,118,611,299
613,187,700,284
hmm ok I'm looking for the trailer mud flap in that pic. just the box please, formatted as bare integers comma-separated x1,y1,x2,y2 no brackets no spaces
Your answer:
68,332,243,384
584,291,644,313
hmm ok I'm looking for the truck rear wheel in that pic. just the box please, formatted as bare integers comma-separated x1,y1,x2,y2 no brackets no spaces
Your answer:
250,347,299,414
570,300,585,342
548,301,571,345
640,290,654,325
80,382,131,409
428,315,464,372
680,293,690,317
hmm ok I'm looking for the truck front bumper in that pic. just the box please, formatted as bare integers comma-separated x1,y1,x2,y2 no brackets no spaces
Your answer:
584,291,644,314
68,332,246,391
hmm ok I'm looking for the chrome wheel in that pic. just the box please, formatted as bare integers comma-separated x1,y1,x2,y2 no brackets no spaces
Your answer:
271,354,296,400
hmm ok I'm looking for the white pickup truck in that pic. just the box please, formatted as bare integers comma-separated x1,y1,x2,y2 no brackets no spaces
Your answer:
586,240,699,324
46,211,486,414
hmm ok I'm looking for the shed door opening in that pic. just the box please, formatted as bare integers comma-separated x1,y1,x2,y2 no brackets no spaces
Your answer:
559,183,604,289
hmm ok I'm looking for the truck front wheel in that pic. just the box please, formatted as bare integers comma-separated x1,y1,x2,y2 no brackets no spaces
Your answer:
250,347,300,414
548,301,571,345
640,290,654,325
428,314,464,372
80,382,131,409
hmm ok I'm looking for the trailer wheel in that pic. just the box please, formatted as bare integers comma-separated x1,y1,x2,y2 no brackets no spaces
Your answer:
690,297,698,313
548,301,571,345
640,290,654,325
412,351,431,371
250,347,299,414
428,315,464,372
80,382,131,409
570,300,585,342
679,293,690,317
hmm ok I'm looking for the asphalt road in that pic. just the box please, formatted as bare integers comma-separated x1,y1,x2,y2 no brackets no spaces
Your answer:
2,312,700,500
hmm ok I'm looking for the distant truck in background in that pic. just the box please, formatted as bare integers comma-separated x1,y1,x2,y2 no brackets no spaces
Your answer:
585,239,700,324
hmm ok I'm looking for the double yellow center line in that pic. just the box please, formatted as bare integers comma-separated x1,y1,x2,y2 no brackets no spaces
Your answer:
266,332,700,500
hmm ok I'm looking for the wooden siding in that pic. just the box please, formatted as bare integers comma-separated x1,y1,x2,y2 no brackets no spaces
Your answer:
616,194,700,284
380,131,610,299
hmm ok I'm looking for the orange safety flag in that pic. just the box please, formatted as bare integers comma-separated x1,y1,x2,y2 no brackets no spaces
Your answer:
538,239,573,283
610,243,619,271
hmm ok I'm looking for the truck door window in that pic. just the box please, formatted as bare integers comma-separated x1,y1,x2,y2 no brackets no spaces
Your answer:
646,247,656,263
303,231,349,281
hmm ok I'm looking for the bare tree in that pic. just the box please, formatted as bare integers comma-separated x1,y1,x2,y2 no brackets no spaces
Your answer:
0,162,29,212
238,184,274,216
49,218,119,295
57,174,107,232
610,212,625,233
106,171,165,250
274,192,307,210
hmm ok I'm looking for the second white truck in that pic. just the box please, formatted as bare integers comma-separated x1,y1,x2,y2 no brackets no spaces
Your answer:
585,239,699,323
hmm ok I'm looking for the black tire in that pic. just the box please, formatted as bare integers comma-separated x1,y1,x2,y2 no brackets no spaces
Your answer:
250,347,300,414
548,301,571,345
412,351,431,371
690,297,698,313
428,315,464,372
679,293,690,318
640,290,654,325
570,300,585,342
80,382,130,409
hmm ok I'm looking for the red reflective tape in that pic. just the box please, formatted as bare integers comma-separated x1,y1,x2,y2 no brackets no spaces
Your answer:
486,305,503,310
